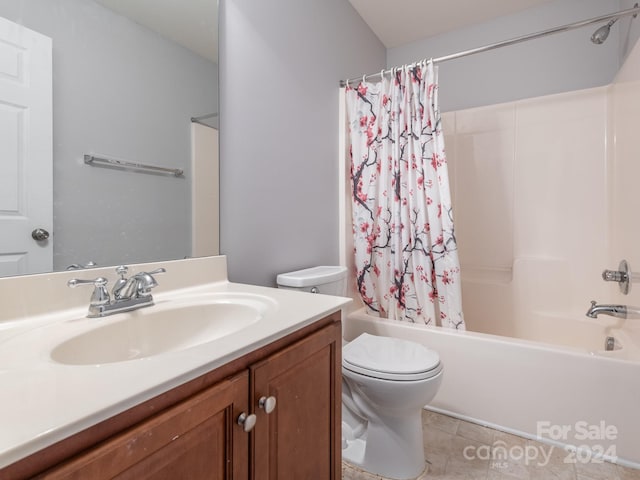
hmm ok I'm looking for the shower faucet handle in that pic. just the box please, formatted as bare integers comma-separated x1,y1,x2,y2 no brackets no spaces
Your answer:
602,269,627,283
602,260,630,295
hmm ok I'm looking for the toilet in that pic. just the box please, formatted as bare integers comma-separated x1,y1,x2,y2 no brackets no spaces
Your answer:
276,266,444,480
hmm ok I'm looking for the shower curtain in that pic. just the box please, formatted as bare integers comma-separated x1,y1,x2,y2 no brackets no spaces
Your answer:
345,62,465,329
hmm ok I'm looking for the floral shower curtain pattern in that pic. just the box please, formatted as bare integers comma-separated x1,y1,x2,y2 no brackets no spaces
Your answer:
345,62,465,329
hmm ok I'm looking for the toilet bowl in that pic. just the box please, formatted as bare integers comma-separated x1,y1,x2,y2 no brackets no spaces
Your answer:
275,266,443,480
342,333,442,480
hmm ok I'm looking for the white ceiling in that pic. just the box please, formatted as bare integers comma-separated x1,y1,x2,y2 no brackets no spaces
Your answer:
348,0,558,48
94,0,218,63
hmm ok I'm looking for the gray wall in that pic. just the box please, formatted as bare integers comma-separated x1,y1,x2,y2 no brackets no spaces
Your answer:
0,0,218,271
219,0,385,286
387,0,627,112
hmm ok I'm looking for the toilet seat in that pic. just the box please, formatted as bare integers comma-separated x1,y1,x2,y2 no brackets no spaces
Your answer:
343,333,442,381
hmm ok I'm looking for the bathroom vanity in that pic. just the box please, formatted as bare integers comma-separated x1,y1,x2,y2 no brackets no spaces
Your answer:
0,256,349,479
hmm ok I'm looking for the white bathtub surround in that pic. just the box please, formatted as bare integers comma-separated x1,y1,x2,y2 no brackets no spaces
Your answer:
0,255,350,468
438,35,640,343
345,62,464,330
609,30,640,312
442,87,610,339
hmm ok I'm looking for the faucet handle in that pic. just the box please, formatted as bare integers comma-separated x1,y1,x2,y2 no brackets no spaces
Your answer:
602,260,631,295
134,268,166,296
115,265,129,276
65,261,97,271
67,277,111,307
112,265,130,298
147,268,166,276
67,277,108,288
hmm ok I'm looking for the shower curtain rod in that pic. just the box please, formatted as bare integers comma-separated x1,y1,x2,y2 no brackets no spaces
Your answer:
340,4,640,87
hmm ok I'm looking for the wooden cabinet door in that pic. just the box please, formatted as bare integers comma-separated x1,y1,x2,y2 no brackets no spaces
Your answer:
251,322,341,480
38,372,250,480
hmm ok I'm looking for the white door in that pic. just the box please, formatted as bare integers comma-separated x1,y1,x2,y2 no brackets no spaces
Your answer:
191,123,219,257
0,16,52,277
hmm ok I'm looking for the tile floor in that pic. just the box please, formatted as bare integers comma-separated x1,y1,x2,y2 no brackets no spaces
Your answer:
342,410,640,480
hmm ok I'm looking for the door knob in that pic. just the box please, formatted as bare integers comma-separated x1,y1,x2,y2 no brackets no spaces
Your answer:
259,396,277,414
237,412,257,432
31,228,50,241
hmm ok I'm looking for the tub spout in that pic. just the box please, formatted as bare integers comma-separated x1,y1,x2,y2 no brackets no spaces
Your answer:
586,300,627,319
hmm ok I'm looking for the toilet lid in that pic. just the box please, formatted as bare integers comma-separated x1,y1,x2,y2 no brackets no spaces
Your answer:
343,333,441,380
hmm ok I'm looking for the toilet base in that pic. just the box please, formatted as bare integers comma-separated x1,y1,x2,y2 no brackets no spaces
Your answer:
342,409,426,480
342,437,366,465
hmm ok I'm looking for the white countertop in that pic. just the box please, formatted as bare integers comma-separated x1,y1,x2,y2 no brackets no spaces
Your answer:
0,257,350,469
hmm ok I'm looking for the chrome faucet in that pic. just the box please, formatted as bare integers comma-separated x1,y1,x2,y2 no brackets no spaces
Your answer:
111,266,165,300
585,300,627,319
68,266,166,318
65,261,97,271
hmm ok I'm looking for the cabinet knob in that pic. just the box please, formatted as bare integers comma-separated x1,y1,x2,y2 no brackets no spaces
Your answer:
237,412,257,432
259,396,277,414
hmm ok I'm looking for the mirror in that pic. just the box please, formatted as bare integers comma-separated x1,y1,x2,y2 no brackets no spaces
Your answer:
0,0,219,278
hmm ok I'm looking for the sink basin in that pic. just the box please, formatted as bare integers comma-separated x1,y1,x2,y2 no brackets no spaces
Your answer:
50,294,275,365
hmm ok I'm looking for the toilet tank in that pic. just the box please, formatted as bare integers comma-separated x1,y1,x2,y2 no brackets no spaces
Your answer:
276,266,347,296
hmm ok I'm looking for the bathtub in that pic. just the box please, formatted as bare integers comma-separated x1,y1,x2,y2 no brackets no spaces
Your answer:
343,307,640,468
